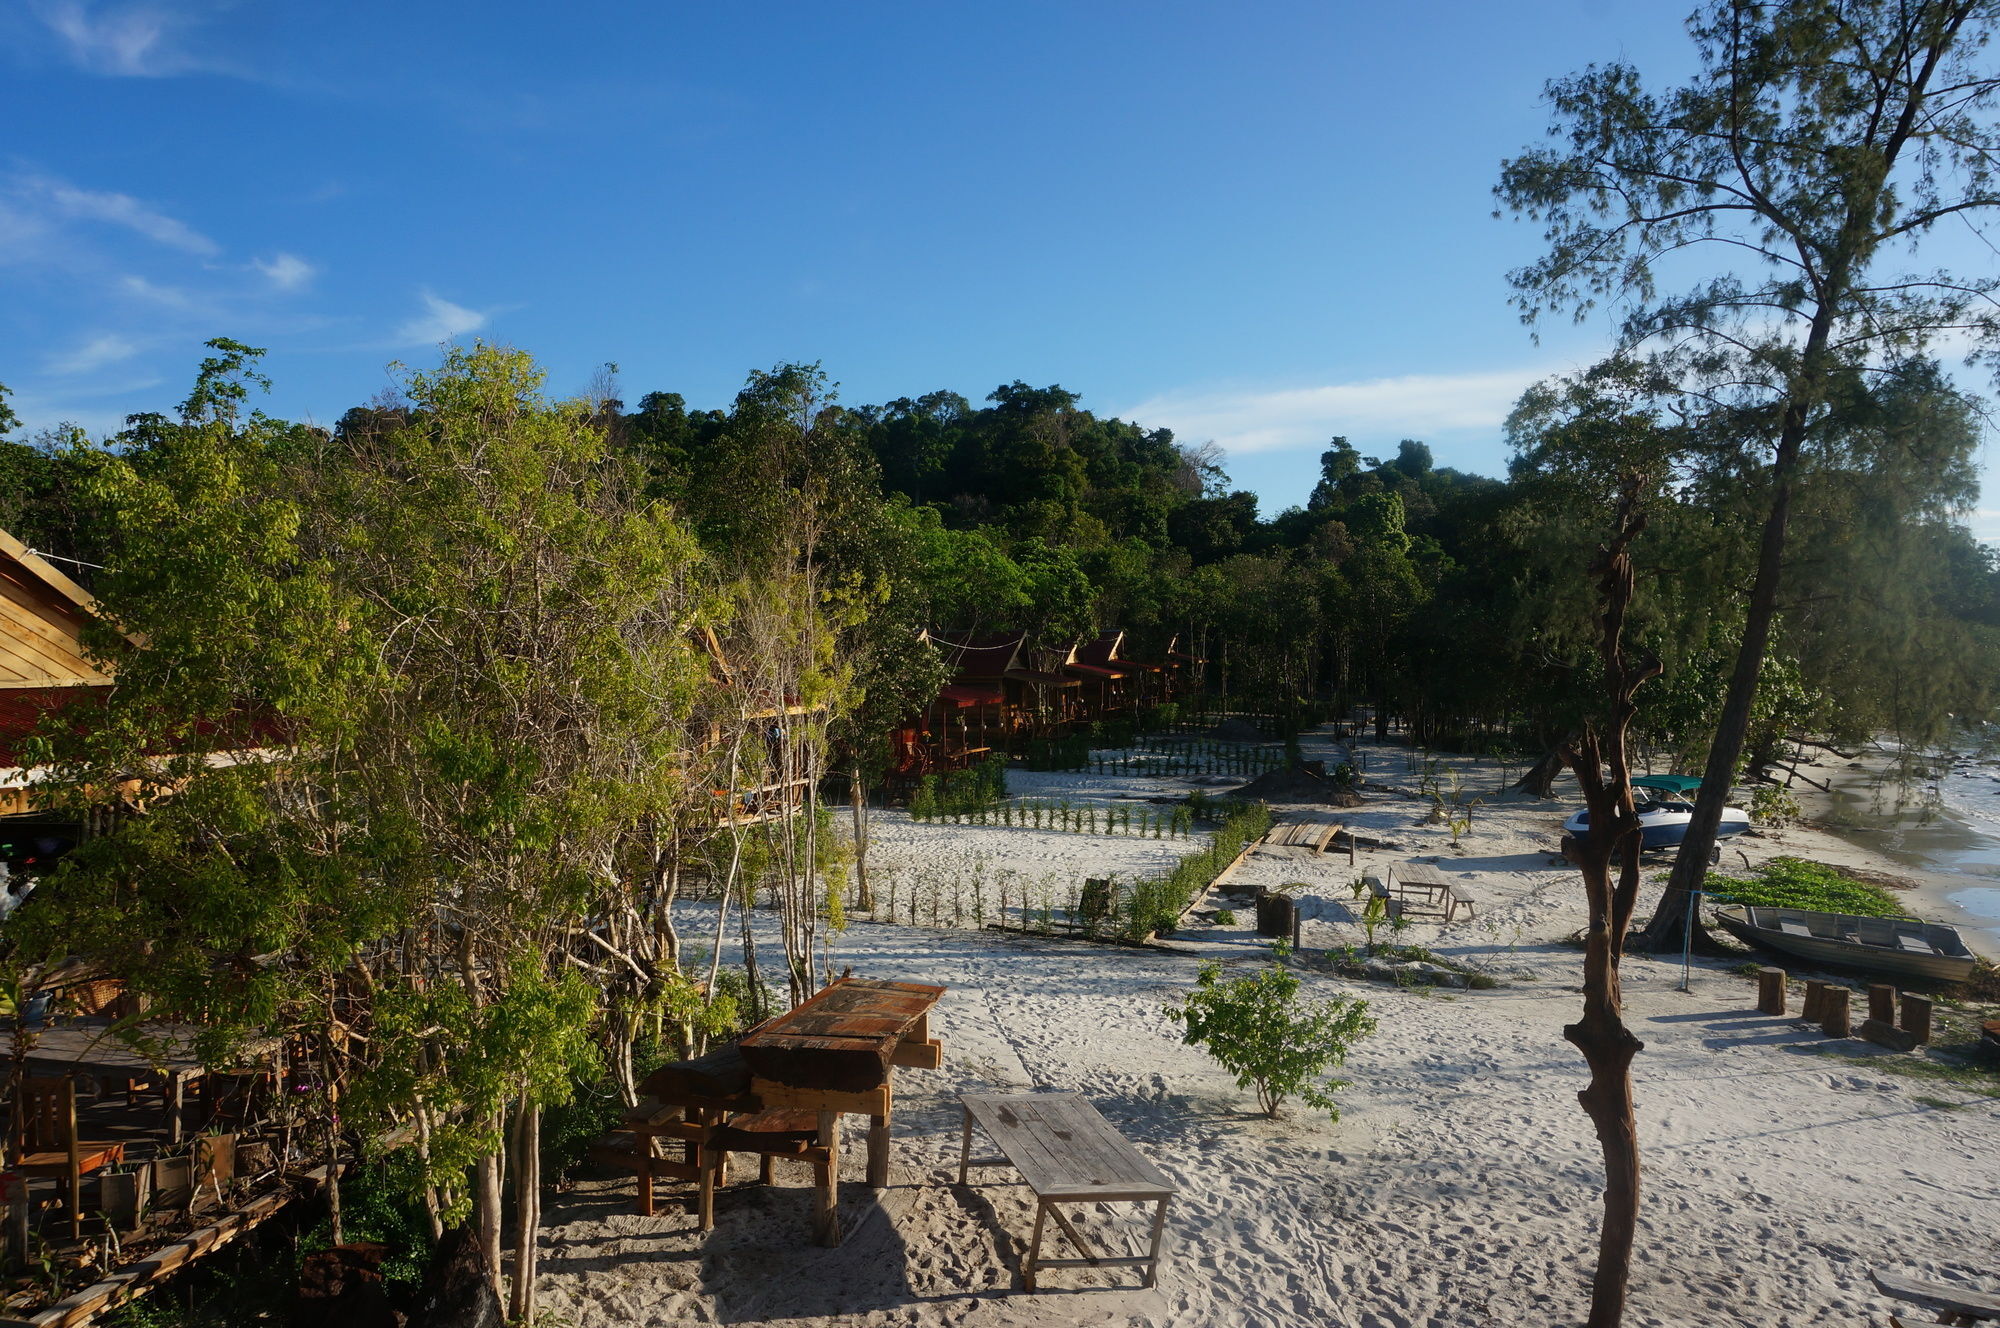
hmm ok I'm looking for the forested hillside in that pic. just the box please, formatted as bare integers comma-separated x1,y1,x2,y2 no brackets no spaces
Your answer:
2,344,1995,781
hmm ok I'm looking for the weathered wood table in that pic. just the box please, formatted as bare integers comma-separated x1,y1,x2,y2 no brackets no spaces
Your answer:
957,1091,1175,1291
19,1019,281,1145
1385,862,1473,922
736,977,944,1245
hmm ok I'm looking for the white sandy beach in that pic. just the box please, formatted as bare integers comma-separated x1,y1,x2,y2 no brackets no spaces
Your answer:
536,730,2000,1327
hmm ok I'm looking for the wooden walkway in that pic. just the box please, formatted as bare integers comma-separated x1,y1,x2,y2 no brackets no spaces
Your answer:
1265,815,1343,854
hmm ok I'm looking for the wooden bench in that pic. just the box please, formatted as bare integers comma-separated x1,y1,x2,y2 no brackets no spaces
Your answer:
956,1091,1175,1291
1872,1268,2000,1324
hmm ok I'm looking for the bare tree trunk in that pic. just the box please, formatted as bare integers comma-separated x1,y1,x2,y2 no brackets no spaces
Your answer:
1644,278,1846,950
1512,744,1568,798
850,762,873,912
1559,479,1659,1328
508,1096,541,1324
473,1132,503,1298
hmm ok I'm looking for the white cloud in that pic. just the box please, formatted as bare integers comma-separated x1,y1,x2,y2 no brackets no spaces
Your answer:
44,333,139,375
35,0,195,77
396,290,489,345
252,252,315,292
14,172,218,255
116,273,202,309
1123,367,1552,458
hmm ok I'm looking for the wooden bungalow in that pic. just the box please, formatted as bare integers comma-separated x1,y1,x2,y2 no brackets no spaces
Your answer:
1064,630,1135,718
0,530,122,869
696,625,826,826
890,633,1014,778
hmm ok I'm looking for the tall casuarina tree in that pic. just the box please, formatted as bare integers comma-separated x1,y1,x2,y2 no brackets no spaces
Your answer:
1497,0,2000,948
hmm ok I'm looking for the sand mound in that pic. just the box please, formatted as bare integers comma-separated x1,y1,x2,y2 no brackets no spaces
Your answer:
1235,762,1363,806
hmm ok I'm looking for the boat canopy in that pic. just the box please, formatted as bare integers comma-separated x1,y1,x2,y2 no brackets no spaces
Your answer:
1632,774,1702,795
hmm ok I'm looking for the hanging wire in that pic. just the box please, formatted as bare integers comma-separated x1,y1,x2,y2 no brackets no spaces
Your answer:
25,549,107,570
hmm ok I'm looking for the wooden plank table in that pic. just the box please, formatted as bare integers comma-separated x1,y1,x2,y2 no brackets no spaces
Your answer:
737,977,944,1245
18,1020,281,1145
956,1091,1175,1291
1386,862,1473,922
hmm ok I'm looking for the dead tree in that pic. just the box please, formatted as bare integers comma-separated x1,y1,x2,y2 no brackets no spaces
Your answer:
1559,480,1660,1328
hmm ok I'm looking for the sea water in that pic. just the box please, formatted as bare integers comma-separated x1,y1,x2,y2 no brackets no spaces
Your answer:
1815,730,2000,949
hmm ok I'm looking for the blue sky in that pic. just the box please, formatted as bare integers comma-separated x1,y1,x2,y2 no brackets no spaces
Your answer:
2,0,1993,536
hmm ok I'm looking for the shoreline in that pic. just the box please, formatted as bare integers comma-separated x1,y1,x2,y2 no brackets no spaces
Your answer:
1785,744,2000,963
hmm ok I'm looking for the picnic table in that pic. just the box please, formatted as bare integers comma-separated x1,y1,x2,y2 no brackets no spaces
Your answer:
957,1091,1175,1291
736,977,944,1244
18,1019,282,1145
1374,862,1474,923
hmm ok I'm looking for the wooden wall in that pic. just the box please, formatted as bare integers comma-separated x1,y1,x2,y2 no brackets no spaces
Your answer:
0,532,111,690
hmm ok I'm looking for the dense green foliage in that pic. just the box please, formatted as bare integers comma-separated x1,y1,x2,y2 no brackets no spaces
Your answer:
1165,954,1377,1118
1703,856,1904,917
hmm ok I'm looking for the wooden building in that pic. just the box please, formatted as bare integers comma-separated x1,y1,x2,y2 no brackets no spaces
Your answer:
0,529,118,826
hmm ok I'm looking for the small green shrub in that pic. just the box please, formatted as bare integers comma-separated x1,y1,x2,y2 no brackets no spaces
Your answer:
1704,856,1902,917
1166,959,1375,1118
1213,909,1237,926
1749,784,1802,826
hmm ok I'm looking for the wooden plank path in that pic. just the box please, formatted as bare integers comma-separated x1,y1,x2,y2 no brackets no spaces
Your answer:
957,1092,1174,1291
1265,815,1343,854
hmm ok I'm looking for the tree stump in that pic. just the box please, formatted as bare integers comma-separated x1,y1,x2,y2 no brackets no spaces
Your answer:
1868,984,1897,1025
1819,986,1851,1038
1756,967,1787,1015
1860,1019,1918,1052
411,1224,505,1328
1802,980,1831,1023
1899,993,1934,1045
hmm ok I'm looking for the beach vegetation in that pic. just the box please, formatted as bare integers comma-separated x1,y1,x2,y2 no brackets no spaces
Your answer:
1703,857,1901,917
1166,957,1376,1118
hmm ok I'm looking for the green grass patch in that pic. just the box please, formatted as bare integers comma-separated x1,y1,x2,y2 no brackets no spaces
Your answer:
1705,856,1903,917
1817,1046,2000,1099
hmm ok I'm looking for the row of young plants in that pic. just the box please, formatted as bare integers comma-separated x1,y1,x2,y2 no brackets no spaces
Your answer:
902,754,1009,821
909,796,1202,837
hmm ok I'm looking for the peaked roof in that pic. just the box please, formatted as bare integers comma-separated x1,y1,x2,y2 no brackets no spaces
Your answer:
0,529,116,690
926,632,1024,680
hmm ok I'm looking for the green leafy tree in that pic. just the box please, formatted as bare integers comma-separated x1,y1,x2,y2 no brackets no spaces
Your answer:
1498,0,2000,949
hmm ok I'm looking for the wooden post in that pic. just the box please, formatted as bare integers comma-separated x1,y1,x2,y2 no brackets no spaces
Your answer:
1802,980,1830,1023
3,1174,25,1272
1867,984,1897,1025
63,1077,82,1241
866,1113,890,1189
1819,986,1851,1038
1899,993,1934,1046
1755,967,1787,1015
812,1111,840,1247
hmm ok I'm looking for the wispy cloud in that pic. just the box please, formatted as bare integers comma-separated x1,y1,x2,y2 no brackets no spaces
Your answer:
44,333,139,375
11,171,218,255
116,273,203,310
1124,367,1552,457
396,290,489,345
31,0,219,78
252,251,315,292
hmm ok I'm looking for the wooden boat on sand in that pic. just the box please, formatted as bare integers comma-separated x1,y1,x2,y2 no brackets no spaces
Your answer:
1714,904,1978,982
